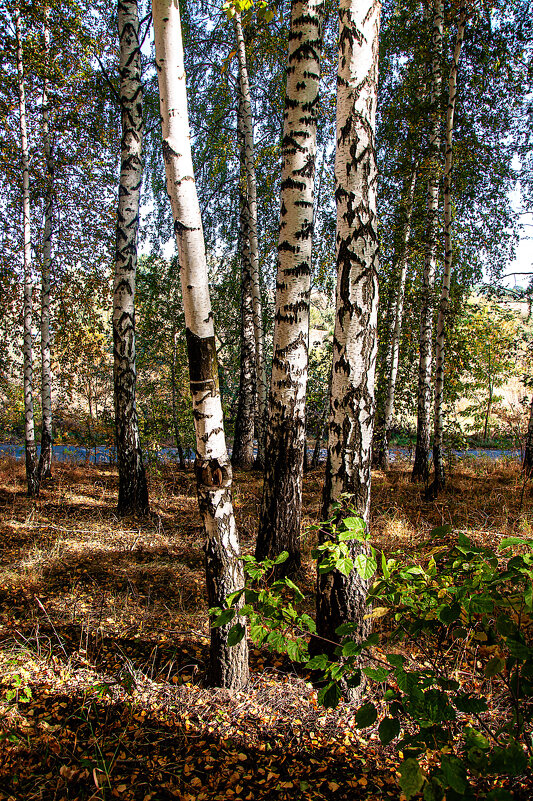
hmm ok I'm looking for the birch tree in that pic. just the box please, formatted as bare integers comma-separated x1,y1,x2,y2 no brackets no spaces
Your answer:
152,0,249,690
376,161,417,470
412,0,443,484
232,87,256,470
15,5,38,498
431,0,467,495
38,6,53,481
113,0,148,516
254,0,323,574
234,13,267,467
316,0,380,652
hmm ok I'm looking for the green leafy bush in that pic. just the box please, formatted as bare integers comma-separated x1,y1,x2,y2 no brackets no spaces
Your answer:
215,511,533,799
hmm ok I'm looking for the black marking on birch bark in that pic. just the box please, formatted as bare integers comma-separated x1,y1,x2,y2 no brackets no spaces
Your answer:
175,220,201,234
186,327,219,387
162,138,180,162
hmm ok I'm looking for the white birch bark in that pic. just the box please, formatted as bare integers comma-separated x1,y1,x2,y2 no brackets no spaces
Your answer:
316,0,380,658
377,162,418,470
255,0,323,574
234,14,267,467
113,0,148,515
431,1,467,493
38,7,53,481
412,0,444,484
152,0,248,691
15,5,38,497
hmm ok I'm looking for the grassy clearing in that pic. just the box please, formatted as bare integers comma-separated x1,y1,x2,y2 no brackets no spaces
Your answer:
0,455,531,800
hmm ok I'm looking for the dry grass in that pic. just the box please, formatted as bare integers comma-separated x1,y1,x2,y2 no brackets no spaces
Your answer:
0,454,532,800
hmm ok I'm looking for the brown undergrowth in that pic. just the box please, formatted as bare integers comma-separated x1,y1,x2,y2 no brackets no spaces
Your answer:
0,454,531,800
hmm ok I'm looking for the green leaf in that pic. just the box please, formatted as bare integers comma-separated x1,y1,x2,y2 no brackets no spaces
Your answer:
354,552,377,580
336,557,354,577
211,608,236,628
484,656,505,677
342,516,365,533
286,639,307,663
267,629,286,652
486,791,513,801
283,577,304,601
227,623,245,646
335,622,356,636
318,682,342,709
438,602,461,624
354,702,377,728
431,524,452,539
227,589,244,607
274,551,289,565
342,641,360,657
306,654,329,670
363,666,390,682
300,613,316,633
378,716,400,745
399,758,425,800
499,536,533,550
381,550,390,579
440,755,467,794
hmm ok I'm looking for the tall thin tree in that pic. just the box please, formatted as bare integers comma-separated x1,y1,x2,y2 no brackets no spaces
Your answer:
234,13,267,467
316,0,381,656
412,0,444,483
38,6,53,481
254,0,323,575
376,161,418,470
15,5,38,497
232,87,256,471
431,0,467,495
113,0,148,515
152,0,249,690
523,394,533,476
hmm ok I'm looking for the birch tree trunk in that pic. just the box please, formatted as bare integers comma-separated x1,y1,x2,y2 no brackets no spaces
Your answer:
316,0,380,656
254,0,323,574
15,6,38,498
232,92,256,471
113,0,149,516
523,395,533,476
152,0,248,691
431,1,467,494
412,0,443,484
38,7,53,481
376,162,418,471
234,14,267,468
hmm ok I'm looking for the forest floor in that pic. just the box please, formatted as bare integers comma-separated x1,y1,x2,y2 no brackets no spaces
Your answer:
0,454,532,801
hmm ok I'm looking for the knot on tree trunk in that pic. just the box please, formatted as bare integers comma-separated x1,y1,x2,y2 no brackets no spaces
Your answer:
195,457,232,489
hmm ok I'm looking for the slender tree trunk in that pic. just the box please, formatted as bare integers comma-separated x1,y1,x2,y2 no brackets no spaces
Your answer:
38,7,53,481
171,332,186,469
523,395,533,476
232,93,256,471
311,400,328,468
234,14,267,468
152,0,248,691
431,1,467,495
377,163,418,470
254,0,323,575
483,379,492,442
316,0,380,660
412,0,444,484
15,6,38,498
113,0,149,516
